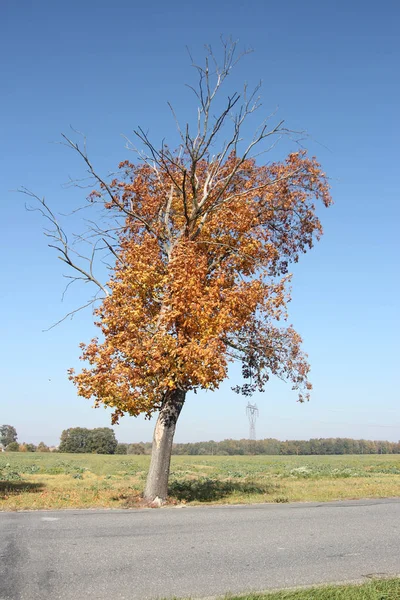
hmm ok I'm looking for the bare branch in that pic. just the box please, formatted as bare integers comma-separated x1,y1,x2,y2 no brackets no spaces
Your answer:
20,188,110,297
43,298,102,332
60,132,163,242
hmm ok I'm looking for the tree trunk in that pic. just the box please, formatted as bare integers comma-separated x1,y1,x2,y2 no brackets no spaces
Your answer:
144,389,185,505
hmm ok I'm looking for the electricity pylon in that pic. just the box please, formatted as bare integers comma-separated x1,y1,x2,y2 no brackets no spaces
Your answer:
246,402,259,441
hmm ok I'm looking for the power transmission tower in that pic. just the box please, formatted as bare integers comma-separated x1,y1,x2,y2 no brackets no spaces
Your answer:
246,402,259,441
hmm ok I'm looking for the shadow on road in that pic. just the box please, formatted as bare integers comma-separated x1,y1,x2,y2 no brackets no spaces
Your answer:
168,478,279,502
0,481,45,498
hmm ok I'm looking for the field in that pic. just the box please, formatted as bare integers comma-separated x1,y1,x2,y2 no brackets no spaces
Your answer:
1,453,400,510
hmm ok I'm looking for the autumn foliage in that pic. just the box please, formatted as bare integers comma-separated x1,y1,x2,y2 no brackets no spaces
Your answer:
26,41,333,502
69,150,331,423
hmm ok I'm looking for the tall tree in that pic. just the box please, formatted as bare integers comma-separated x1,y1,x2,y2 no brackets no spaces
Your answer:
87,428,118,454
0,425,17,448
59,427,90,453
27,41,331,504
59,427,117,454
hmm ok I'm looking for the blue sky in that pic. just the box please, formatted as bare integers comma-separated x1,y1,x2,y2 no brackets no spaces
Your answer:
1,0,399,445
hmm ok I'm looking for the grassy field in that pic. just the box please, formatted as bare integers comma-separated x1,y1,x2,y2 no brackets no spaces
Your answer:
220,578,400,599
1,453,399,510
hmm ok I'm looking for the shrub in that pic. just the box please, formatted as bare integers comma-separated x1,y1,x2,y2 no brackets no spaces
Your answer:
116,443,129,455
127,443,145,455
6,442,20,452
37,442,50,452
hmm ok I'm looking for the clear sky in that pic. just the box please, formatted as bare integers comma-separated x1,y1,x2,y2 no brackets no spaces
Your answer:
1,0,399,446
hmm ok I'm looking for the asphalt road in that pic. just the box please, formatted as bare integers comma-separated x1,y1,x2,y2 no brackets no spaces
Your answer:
1,498,400,600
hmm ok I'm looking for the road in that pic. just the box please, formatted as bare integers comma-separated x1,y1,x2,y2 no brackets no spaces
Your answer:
1,498,400,600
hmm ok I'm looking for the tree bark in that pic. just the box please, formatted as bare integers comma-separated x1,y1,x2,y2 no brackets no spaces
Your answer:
143,389,185,505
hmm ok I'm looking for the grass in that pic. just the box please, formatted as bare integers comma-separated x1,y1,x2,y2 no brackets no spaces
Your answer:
0,453,399,510
220,578,400,599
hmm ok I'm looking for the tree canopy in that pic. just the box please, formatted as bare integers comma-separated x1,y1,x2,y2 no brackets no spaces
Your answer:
69,150,330,424
59,427,117,454
5,441,19,452
0,425,17,448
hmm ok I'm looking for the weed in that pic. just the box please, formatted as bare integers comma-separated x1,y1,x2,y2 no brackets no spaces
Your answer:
0,463,22,482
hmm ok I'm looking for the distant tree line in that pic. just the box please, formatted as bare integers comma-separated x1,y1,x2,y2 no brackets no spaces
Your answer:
8,441,50,452
114,438,400,456
169,438,400,455
2,423,399,455
0,424,51,452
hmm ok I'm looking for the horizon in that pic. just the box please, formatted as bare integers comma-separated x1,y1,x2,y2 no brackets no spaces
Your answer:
8,430,400,448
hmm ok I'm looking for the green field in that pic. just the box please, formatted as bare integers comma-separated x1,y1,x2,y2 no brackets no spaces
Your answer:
1,453,400,510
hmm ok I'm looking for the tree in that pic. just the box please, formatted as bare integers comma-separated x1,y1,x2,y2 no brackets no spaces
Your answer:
127,443,146,455
27,40,331,504
59,428,90,453
37,441,50,452
5,441,19,452
0,425,17,448
115,443,129,454
87,428,118,454
59,427,117,454
21,443,37,452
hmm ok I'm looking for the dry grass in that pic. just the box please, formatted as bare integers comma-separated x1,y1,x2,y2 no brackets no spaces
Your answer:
1,453,399,510
221,577,400,599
